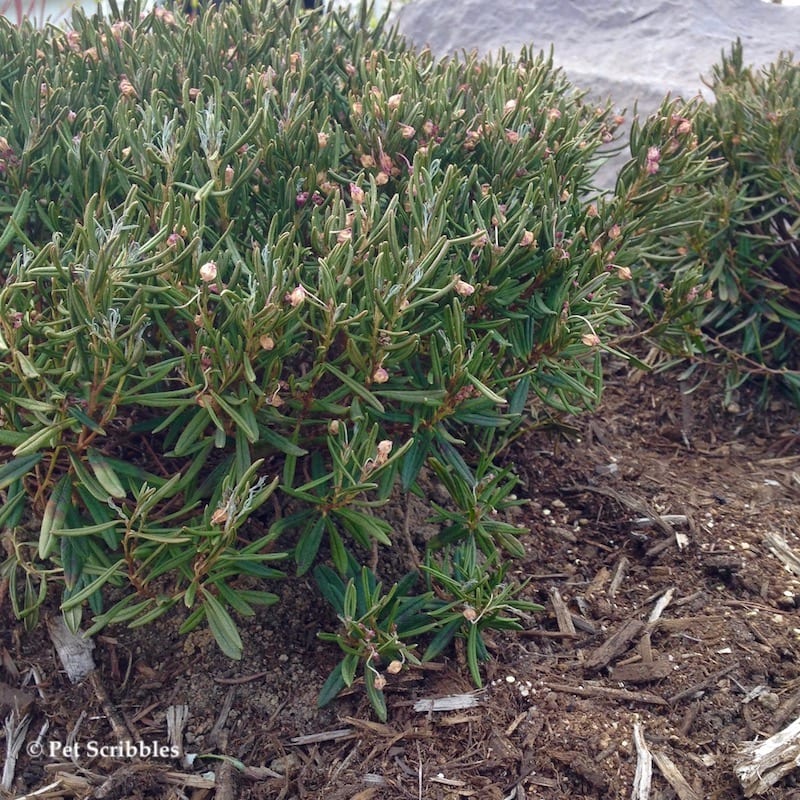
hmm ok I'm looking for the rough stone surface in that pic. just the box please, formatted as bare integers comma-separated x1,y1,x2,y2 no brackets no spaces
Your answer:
396,0,799,186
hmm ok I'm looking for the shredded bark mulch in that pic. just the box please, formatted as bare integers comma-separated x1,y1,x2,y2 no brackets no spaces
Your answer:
2,364,799,799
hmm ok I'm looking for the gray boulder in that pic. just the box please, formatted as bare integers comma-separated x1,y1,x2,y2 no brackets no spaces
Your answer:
396,0,799,187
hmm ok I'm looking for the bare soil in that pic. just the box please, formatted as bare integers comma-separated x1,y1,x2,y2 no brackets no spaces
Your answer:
2,363,800,800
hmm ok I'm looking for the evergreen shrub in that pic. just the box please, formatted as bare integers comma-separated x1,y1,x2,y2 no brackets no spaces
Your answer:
0,0,658,714
622,42,800,405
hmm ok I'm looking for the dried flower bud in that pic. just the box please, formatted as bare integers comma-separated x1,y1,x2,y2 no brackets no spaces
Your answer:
455,278,475,297
463,606,478,622
360,153,375,168
581,332,601,348
519,230,535,248
376,440,393,465
503,98,517,114
373,673,387,691
547,107,562,121
118,77,136,98
268,387,284,407
372,366,389,384
399,123,415,139
328,419,340,435
616,266,632,281
474,231,489,248
259,334,275,350
337,228,352,244
167,232,182,248
505,130,519,144
375,172,388,186
352,100,363,117
464,130,481,150
224,165,234,187
586,204,599,218
286,285,306,307
387,93,402,111
199,261,218,283
317,131,329,148
386,660,402,675
210,506,229,526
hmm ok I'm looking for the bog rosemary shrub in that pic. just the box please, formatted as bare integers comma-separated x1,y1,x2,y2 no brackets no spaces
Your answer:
622,43,800,404
0,0,644,712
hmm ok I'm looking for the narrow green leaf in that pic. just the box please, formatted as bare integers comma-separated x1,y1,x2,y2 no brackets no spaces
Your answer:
314,564,346,613
317,662,347,708
87,448,126,498
201,588,243,660
172,406,211,456
341,652,359,687
465,372,507,405
295,516,325,576
0,453,42,491
68,405,106,434
466,624,483,687
364,664,388,722
325,363,384,412
12,422,69,456
40,473,72,559
422,617,462,661
60,559,125,611
258,425,309,456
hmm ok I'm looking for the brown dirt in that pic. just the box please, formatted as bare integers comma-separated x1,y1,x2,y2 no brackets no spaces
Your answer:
2,364,800,800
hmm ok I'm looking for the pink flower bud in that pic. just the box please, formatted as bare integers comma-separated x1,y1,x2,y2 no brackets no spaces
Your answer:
645,146,661,175
455,278,475,297
349,183,365,204
372,367,389,384
199,261,217,283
